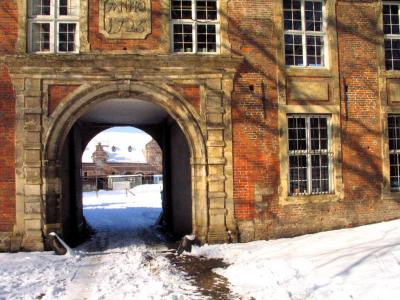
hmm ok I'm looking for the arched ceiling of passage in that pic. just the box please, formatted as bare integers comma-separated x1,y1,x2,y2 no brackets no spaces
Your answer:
79,98,169,125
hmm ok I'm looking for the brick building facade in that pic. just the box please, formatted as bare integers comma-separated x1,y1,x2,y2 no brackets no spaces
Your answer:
1,0,400,251
82,140,162,190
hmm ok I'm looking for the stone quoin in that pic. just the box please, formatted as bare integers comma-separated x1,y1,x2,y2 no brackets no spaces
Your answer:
1,0,400,251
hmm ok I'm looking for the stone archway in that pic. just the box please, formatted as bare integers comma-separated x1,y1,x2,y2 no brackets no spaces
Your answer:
43,81,209,242
8,55,240,251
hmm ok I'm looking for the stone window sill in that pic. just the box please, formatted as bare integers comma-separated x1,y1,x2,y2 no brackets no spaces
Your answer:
285,66,332,78
280,193,341,205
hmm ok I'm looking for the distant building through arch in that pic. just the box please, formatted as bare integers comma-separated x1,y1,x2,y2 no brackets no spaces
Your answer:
82,139,163,191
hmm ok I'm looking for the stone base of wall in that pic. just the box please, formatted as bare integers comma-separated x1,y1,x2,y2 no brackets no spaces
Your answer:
0,232,11,252
237,198,400,243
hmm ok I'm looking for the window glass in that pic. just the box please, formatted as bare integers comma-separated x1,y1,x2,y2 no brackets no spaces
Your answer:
388,115,400,191
29,0,79,53
58,23,76,52
288,115,332,195
171,0,219,53
32,0,51,16
32,23,50,52
283,0,325,67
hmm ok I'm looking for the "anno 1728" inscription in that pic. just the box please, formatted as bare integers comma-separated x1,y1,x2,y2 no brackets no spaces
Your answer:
99,0,152,39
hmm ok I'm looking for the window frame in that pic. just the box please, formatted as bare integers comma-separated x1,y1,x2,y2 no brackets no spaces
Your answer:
28,0,80,54
283,0,328,68
170,0,221,54
387,114,400,192
383,1,400,70
287,114,333,196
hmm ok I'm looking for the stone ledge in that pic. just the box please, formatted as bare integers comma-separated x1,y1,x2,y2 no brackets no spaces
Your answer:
3,54,243,75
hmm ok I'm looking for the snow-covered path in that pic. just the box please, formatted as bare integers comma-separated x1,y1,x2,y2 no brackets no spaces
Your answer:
61,184,201,300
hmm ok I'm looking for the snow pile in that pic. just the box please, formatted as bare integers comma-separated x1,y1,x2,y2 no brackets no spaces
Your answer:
192,220,400,300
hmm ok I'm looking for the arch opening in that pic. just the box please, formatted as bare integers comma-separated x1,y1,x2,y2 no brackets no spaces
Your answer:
44,87,206,246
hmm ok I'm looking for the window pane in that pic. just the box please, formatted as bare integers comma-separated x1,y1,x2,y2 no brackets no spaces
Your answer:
32,0,51,16
197,24,217,52
171,0,192,19
385,38,400,70
288,115,331,196
305,1,323,32
289,155,308,195
58,23,76,52
310,116,328,150
311,154,329,193
173,24,193,52
285,34,304,66
59,0,68,15
288,116,307,151
196,0,217,20
306,35,324,66
388,115,400,191
390,153,400,191
283,0,302,30
59,0,78,16
32,23,50,52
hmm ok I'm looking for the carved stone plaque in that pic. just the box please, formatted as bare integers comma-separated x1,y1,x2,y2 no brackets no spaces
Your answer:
99,0,152,39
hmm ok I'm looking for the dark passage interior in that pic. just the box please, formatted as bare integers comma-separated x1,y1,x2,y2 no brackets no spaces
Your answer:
57,98,192,245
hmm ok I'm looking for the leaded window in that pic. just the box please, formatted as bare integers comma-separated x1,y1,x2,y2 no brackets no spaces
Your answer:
28,0,79,53
383,2,400,70
288,115,332,195
283,0,326,67
388,115,400,191
171,0,219,53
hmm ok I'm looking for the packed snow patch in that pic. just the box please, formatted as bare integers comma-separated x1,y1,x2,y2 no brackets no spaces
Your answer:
192,219,400,300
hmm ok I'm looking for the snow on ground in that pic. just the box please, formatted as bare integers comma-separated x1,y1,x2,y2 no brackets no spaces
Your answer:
192,219,400,300
0,184,201,300
0,251,78,300
2,185,400,299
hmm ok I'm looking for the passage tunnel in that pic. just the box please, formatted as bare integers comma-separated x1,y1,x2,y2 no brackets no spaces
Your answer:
56,97,192,244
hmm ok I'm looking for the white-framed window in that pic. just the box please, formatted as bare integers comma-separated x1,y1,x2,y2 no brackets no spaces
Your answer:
388,115,400,191
171,0,219,53
283,0,326,67
383,2,400,70
288,115,332,196
28,0,79,53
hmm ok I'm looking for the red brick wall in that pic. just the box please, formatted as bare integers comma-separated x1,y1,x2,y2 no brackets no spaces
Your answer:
229,0,400,240
336,2,382,202
48,85,80,115
229,0,280,221
89,0,163,51
172,84,200,113
0,1,18,53
0,66,15,232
